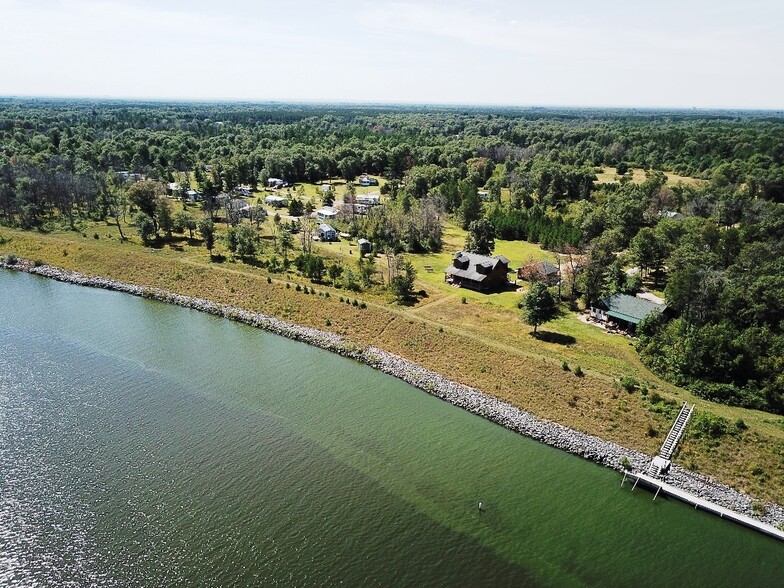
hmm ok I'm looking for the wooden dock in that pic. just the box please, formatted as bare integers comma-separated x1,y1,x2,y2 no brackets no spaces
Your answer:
624,471,784,542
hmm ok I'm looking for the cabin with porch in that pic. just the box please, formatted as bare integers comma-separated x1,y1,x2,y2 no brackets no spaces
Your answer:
444,251,510,292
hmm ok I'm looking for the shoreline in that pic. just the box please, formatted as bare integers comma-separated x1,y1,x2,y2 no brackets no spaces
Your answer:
3,258,783,535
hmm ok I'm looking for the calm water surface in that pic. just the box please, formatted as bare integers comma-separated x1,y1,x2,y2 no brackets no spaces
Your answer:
0,270,781,586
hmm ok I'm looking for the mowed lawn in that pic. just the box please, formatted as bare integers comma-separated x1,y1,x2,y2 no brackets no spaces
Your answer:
410,223,557,310
594,167,704,187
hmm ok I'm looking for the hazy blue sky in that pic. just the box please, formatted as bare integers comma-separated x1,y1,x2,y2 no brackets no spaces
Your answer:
2,0,782,108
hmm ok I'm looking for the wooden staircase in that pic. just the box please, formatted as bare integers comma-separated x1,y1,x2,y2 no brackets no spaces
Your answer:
646,401,695,477
659,402,694,460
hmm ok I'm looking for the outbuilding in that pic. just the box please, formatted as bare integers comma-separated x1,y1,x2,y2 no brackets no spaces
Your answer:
590,293,666,332
518,260,560,285
357,238,372,255
317,223,337,242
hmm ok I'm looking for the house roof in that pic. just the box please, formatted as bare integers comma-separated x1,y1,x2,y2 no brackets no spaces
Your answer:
521,260,559,276
227,198,250,210
445,251,510,283
318,223,335,233
357,238,370,245
599,293,666,325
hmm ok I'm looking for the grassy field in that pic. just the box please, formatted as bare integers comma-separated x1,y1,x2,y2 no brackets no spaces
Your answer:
594,167,704,187
2,217,783,506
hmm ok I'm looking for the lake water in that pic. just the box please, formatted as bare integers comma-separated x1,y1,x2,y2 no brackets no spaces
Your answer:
0,269,781,586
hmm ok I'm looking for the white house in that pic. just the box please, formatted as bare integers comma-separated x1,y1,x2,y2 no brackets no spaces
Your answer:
316,206,338,220
356,193,380,206
265,195,288,208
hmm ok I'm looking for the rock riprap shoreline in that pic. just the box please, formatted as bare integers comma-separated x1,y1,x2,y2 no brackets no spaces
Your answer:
2,258,783,530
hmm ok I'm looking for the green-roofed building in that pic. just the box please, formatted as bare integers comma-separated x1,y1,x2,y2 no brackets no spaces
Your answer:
590,293,666,332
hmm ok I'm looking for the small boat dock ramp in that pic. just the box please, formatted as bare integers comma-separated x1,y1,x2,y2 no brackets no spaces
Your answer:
622,401,784,542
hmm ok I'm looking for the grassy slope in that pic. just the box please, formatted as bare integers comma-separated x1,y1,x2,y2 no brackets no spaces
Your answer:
2,217,782,505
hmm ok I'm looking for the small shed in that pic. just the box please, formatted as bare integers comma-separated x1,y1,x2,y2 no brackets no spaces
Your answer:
317,223,337,242
357,238,372,255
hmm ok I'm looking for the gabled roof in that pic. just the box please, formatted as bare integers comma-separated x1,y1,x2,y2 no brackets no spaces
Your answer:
598,293,666,325
521,260,559,276
445,251,510,283
318,223,335,232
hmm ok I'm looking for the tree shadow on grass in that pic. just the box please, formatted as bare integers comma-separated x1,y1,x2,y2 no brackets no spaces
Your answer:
396,290,429,307
531,331,576,346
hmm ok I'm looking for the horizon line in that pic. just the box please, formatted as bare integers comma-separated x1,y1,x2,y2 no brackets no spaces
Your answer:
2,94,783,113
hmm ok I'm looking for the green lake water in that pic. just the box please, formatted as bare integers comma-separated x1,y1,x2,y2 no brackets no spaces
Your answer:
0,269,781,586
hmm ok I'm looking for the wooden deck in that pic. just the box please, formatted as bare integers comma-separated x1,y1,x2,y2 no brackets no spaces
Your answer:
625,472,784,542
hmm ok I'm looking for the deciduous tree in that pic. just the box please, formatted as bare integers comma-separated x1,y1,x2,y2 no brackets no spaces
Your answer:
522,281,557,334
198,218,215,257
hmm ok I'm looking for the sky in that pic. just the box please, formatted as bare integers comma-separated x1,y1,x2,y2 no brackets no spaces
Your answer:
1,0,782,108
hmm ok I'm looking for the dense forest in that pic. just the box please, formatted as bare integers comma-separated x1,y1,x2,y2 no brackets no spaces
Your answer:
1,98,783,415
